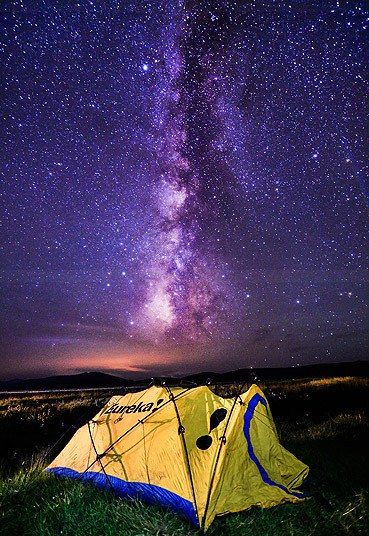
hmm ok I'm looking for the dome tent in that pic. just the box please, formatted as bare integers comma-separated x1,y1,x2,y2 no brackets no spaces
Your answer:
46,384,308,531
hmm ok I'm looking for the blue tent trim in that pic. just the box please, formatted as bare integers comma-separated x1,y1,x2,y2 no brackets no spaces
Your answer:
45,467,198,525
243,394,307,499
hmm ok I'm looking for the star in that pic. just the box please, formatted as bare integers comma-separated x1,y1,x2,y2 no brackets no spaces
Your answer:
0,0,368,380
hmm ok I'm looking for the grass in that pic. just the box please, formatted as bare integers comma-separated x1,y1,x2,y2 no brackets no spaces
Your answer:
0,391,110,474
0,377,369,535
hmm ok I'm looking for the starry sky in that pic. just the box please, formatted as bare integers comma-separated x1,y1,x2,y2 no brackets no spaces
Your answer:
1,0,368,381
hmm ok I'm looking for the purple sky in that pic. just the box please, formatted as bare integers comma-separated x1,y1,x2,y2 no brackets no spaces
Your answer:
1,1,368,380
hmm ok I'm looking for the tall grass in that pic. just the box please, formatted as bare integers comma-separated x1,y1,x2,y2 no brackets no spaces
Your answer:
0,391,112,475
269,376,369,392
0,456,198,536
1,460,368,535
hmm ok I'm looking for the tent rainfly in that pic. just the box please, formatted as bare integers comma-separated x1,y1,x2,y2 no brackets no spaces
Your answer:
46,384,309,531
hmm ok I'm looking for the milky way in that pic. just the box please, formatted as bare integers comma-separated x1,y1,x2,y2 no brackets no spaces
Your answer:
134,3,241,344
0,1,368,379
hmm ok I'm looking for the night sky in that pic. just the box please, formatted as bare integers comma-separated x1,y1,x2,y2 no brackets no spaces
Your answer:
1,1,368,381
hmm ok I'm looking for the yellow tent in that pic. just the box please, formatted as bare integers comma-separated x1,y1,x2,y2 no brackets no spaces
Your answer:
46,384,308,531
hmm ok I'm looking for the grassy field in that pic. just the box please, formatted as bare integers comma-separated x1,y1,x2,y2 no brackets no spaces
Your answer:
0,377,368,535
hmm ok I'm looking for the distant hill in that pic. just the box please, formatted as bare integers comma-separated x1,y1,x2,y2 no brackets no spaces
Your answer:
184,360,369,384
0,372,131,392
1,360,368,392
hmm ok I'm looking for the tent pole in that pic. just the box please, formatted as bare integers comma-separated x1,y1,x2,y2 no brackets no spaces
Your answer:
87,420,118,498
165,385,200,528
201,382,246,531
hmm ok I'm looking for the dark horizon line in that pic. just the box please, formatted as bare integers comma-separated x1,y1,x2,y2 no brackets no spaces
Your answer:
1,358,368,385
